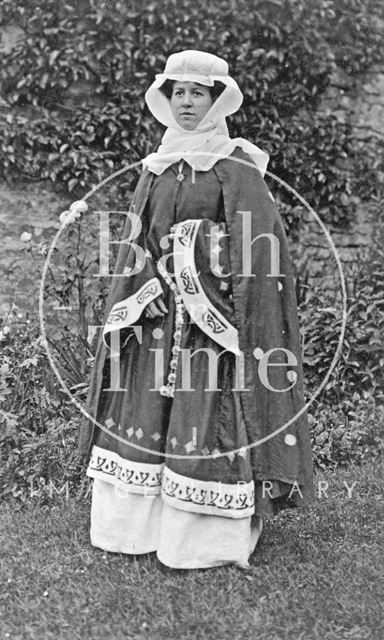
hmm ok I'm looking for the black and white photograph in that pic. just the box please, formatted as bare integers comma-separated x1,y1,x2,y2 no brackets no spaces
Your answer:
0,1,383,639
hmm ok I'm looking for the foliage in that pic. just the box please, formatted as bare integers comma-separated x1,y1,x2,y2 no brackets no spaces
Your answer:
299,205,384,408
0,309,84,502
0,0,383,500
0,207,130,502
309,397,384,470
0,309,56,436
297,204,384,470
1,413,85,504
0,0,383,226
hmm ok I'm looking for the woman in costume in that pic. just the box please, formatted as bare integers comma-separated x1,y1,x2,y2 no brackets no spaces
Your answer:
79,50,314,569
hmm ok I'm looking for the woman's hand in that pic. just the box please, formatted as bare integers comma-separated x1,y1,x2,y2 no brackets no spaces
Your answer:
169,224,180,241
145,295,168,319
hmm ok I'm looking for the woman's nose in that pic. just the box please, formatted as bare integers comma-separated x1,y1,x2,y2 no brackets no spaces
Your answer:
182,93,192,106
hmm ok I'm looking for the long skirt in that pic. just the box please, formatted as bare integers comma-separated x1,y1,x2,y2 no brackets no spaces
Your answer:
90,478,263,569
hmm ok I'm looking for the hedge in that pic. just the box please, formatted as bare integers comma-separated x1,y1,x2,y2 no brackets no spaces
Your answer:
0,0,383,226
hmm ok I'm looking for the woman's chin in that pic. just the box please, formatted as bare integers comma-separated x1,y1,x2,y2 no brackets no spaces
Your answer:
177,118,198,131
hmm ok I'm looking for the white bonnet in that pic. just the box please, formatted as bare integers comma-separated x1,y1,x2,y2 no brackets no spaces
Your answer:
145,50,243,129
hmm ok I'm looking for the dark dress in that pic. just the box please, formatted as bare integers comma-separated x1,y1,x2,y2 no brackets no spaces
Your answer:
82,148,314,566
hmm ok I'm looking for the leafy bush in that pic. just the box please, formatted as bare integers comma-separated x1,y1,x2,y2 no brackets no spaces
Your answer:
299,204,384,408
0,0,383,226
0,309,83,502
0,204,131,504
309,397,384,470
1,0,383,502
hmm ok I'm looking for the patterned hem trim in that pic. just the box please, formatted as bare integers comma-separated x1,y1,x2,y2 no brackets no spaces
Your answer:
173,219,240,355
162,467,255,519
103,277,163,344
87,447,255,517
86,446,163,495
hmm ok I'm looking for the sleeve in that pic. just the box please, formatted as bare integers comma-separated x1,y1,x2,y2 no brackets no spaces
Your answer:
102,200,164,347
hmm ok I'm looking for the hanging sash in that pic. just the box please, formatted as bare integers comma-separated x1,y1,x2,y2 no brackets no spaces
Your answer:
172,219,240,355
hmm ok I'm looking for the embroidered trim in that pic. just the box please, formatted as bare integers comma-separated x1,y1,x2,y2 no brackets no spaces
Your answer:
87,447,254,517
162,467,255,519
87,445,163,495
136,281,160,305
177,220,195,246
103,277,163,344
180,266,199,294
173,220,240,355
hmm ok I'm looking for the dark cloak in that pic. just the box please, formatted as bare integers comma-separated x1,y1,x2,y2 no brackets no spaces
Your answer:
79,148,314,514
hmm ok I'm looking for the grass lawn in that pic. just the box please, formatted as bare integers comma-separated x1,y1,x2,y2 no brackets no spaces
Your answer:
1,460,383,640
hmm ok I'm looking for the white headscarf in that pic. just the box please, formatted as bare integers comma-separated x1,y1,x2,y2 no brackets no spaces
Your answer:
142,50,269,176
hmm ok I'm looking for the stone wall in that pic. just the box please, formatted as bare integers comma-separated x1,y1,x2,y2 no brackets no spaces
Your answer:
305,61,384,286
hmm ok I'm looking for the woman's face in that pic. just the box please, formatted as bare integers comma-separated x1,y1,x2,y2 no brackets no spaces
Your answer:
170,81,213,130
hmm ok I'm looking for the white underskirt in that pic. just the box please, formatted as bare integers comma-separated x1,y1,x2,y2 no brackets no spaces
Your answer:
90,478,263,569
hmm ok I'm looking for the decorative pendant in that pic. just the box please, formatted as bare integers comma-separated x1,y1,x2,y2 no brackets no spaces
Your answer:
176,160,185,182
